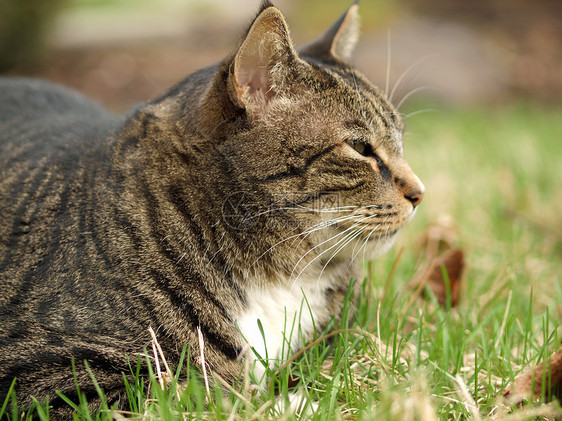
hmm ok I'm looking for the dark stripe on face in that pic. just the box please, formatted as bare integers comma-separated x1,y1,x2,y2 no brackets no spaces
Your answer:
325,180,366,193
335,66,399,132
377,158,392,182
358,77,399,131
257,143,339,183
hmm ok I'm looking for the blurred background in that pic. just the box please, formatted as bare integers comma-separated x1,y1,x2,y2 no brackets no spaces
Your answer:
1,0,561,308
1,0,561,110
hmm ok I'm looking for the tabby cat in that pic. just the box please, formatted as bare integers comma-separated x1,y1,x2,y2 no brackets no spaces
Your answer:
0,1,424,416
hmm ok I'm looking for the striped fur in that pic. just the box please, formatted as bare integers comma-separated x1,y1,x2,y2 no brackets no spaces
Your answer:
0,2,424,416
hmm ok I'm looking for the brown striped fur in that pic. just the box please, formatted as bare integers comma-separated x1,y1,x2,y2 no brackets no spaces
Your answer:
0,1,424,416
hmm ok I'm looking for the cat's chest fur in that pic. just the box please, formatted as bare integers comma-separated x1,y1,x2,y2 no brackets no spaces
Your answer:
235,271,339,375
237,281,326,359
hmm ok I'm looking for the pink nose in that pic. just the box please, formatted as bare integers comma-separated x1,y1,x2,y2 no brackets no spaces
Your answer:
405,191,424,208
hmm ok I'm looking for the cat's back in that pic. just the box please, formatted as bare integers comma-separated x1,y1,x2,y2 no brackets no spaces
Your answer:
0,78,123,289
0,77,119,162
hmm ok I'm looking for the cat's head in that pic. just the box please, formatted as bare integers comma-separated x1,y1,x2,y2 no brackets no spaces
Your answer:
194,1,424,263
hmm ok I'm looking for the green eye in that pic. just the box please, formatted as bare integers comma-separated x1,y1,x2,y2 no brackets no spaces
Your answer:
345,139,387,171
346,139,366,156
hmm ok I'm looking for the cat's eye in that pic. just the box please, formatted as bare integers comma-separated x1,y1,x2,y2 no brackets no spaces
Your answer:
346,138,379,160
346,139,367,156
346,139,387,170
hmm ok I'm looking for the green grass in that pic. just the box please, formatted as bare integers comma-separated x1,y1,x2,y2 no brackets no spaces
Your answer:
3,104,561,419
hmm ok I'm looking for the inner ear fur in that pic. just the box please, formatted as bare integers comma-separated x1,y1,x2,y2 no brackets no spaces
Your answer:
229,6,297,118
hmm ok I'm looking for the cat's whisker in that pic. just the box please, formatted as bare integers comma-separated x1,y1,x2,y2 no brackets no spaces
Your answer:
289,220,365,288
357,224,380,265
316,228,363,286
284,205,359,214
389,53,439,103
297,214,361,238
314,230,364,291
286,216,357,264
385,29,391,98
288,218,358,262
389,69,423,108
247,214,364,269
396,85,437,111
350,223,381,265
404,108,437,119
243,203,361,223
291,212,380,288
346,214,384,266
288,216,364,267
362,215,391,262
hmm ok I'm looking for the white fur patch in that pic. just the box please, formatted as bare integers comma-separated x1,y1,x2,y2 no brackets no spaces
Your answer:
235,278,330,380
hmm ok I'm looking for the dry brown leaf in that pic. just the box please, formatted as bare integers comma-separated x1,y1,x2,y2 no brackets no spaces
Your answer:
409,248,465,308
503,348,562,405
416,215,458,261
425,248,464,307
409,216,465,308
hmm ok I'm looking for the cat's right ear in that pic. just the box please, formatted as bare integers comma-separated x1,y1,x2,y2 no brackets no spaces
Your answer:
228,5,297,120
299,2,360,62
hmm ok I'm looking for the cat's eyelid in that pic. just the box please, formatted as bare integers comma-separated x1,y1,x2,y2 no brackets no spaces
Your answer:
344,118,370,131
347,137,366,145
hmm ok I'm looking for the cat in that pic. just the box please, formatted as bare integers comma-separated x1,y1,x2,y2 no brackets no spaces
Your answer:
0,0,424,417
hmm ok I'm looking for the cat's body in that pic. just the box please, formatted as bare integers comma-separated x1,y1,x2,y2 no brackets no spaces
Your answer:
0,2,424,415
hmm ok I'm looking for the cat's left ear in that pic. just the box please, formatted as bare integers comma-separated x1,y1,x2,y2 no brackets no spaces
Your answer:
299,2,360,62
229,5,297,119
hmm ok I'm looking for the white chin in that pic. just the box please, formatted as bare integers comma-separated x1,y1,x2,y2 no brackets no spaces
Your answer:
362,233,398,259
335,232,399,262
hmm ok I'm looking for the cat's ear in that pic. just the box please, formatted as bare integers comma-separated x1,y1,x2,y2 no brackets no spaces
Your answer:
299,2,360,62
229,5,297,119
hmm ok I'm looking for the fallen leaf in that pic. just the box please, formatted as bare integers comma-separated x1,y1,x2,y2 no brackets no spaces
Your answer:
416,214,458,261
409,216,465,308
503,348,562,404
409,248,465,308
424,248,464,307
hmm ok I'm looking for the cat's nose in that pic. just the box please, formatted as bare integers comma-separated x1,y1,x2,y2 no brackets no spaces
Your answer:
394,160,424,208
405,191,424,208
401,176,425,208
